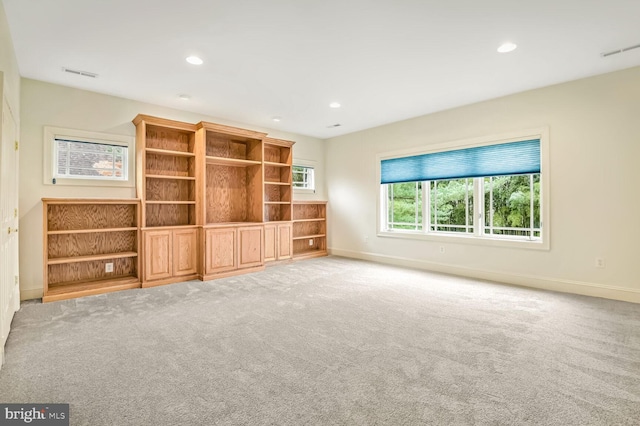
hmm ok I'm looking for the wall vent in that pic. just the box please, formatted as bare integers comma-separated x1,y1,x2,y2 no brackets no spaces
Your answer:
601,43,640,57
62,67,98,78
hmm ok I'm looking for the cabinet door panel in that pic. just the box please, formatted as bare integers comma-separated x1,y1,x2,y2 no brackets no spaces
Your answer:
144,230,172,281
264,224,277,262
205,228,236,274
173,229,197,276
277,223,292,260
238,226,263,269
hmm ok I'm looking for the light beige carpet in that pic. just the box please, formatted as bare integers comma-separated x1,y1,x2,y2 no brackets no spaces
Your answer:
1,256,639,425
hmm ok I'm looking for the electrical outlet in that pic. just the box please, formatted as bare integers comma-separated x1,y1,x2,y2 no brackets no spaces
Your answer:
595,258,605,268
364,235,369,243
105,262,114,273
439,246,445,253
309,239,314,246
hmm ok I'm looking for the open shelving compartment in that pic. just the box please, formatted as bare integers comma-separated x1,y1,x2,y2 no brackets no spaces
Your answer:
43,198,141,302
292,201,327,259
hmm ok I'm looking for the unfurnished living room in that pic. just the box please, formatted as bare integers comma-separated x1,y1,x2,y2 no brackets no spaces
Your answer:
0,1,639,425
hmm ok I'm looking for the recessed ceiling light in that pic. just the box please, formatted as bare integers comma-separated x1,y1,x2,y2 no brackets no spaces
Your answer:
329,102,341,108
185,56,203,65
272,116,282,122
178,94,191,100
497,42,517,53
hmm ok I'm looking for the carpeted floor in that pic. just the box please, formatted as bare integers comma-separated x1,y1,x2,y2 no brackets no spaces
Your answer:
1,256,639,425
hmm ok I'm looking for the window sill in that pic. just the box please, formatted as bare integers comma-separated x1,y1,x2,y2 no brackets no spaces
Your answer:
46,177,134,188
377,230,549,251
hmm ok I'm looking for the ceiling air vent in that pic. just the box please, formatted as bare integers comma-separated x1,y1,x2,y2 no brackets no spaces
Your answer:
601,43,640,58
62,67,98,78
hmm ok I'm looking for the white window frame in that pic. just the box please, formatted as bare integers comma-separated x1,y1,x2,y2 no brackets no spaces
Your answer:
43,126,135,187
292,159,316,194
377,128,550,250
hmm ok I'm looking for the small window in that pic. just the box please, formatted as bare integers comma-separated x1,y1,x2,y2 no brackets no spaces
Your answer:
54,139,127,181
293,165,315,191
43,126,134,187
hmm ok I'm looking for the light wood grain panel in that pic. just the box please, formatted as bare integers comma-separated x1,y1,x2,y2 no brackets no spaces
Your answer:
264,204,291,222
146,125,195,153
173,228,197,276
48,257,137,285
133,114,197,132
237,226,263,269
278,223,293,260
292,237,326,256
205,227,236,274
47,204,137,231
246,164,263,222
48,231,137,258
293,221,326,238
264,224,276,262
146,204,195,227
145,153,194,177
292,203,326,220
144,230,172,281
206,164,247,223
264,184,291,203
263,143,292,164
146,178,195,202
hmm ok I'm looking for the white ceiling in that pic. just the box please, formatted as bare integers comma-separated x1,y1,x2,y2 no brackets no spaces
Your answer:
3,0,640,139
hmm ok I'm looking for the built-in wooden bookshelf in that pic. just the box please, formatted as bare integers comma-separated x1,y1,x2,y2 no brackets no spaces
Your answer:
292,201,327,259
196,122,267,279
263,138,294,263
134,115,199,286
42,198,141,302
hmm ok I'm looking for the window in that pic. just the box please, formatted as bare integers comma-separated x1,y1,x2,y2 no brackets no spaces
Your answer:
293,165,315,191
54,139,127,180
43,126,134,187
378,130,549,249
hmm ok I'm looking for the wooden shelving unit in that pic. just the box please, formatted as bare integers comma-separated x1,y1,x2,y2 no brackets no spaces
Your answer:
134,115,199,286
42,198,141,302
292,201,327,259
197,122,268,279
263,138,294,263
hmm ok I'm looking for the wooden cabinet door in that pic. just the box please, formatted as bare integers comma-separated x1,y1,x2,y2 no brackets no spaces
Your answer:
173,229,197,277
277,223,292,260
144,230,172,281
205,227,236,274
237,226,263,269
264,224,277,262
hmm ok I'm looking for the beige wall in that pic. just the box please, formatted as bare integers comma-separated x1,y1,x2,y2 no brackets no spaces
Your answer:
325,66,640,303
19,78,325,299
0,2,19,112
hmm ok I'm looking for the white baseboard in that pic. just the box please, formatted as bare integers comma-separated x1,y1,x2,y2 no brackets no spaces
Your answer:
20,288,43,301
329,248,640,304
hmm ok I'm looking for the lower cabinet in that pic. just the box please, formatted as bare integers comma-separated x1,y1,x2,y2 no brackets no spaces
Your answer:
204,227,236,275
264,222,292,262
143,227,197,285
203,224,264,278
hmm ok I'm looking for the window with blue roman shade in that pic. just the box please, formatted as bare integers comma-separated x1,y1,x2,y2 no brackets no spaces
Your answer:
380,139,540,184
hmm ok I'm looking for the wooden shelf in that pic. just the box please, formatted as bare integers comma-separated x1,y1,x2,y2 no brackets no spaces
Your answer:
48,227,137,235
293,234,326,240
206,156,262,167
145,200,195,205
146,148,195,157
292,249,327,259
265,201,291,205
48,251,138,265
146,175,196,181
44,275,140,303
293,218,326,222
264,181,291,186
264,161,291,167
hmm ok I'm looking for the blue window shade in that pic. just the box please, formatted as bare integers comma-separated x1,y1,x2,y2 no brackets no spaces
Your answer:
381,139,540,184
